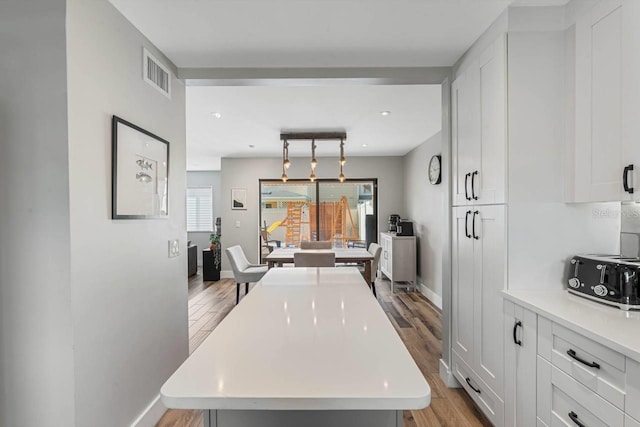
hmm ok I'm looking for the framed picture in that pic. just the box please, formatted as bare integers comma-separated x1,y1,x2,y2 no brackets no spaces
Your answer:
112,115,169,219
231,188,247,210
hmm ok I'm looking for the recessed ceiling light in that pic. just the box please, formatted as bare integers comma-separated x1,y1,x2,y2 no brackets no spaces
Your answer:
380,111,391,116
211,112,222,119
248,144,255,148
362,144,368,147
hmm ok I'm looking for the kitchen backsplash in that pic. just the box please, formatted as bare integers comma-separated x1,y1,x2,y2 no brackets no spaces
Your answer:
621,202,640,258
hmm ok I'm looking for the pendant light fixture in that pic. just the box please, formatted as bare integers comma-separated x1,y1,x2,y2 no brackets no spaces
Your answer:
338,138,346,182
309,140,317,182
281,140,289,182
280,132,347,182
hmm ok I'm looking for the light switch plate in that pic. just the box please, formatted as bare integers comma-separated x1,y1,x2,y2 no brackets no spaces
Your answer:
235,221,241,228
168,239,179,258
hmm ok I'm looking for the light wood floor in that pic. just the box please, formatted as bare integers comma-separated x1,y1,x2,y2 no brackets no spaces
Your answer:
156,270,492,427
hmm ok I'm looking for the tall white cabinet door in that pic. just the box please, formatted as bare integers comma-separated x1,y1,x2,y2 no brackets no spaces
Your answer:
452,64,481,206
452,207,475,366
574,0,626,202
476,34,507,205
473,205,506,396
504,301,538,427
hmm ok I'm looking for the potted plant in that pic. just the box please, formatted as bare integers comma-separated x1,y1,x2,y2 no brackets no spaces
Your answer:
209,233,220,251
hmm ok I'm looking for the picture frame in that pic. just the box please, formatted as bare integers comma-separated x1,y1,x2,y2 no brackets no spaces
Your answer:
231,188,247,210
112,115,170,219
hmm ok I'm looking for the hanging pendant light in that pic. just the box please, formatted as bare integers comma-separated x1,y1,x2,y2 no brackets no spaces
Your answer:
281,140,288,182
279,132,347,182
310,140,317,169
338,138,346,182
283,140,291,169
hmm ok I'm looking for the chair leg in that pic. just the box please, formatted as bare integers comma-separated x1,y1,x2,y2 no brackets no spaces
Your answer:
371,281,377,298
236,283,240,305
245,283,249,295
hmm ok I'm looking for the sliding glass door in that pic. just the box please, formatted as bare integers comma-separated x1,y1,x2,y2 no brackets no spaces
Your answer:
259,179,377,256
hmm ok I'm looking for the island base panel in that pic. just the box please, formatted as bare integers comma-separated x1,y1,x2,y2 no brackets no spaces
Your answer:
205,409,403,427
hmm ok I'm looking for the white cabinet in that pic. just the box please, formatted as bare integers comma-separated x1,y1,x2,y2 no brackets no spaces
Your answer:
452,34,507,206
452,204,506,424
537,356,624,427
504,301,537,427
571,0,640,202
379,232,416,292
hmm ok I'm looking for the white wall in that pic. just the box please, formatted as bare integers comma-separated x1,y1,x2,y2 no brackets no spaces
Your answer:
506,30,620,289
220,156,404,270
66,1,187,426
0,1,76,425
403,132,444,307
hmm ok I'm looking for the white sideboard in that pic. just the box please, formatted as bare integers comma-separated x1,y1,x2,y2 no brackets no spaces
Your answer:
379,232,416,293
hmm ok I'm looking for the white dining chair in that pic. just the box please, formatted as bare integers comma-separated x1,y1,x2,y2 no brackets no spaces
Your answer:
226,245,268,304
294,252,336,267
300,240,332,249
362,243,382,297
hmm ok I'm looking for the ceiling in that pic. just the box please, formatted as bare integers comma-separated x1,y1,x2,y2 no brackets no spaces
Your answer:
109,0,568,68
109,0,569,170
186,85,442,170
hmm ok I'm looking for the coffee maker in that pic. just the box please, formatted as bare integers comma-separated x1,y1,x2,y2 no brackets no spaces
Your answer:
388,214,401,233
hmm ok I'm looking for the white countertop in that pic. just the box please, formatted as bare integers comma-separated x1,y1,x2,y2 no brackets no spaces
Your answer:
161,267,430,410
503,289,640,361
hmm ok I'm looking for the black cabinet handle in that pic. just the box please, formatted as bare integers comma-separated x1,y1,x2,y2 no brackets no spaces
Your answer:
567,349,600,369
568,411,587,427
465,377,481,394
465,211,471,239
471,171,479,200
513,320,522,346
472,211,479,240
623,164,634,194
465,173,472,200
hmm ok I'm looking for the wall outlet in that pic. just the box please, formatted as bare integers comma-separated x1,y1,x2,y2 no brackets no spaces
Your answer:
168,239,179,258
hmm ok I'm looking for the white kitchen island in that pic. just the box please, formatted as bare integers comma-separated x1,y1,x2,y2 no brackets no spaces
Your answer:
161,267,431,427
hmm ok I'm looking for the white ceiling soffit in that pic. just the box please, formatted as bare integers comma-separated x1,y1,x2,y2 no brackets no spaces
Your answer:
109,0,527,68
186,84,441,170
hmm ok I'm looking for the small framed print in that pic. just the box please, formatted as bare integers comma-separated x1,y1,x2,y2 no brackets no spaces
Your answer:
231,188,248,210
112,116,169,219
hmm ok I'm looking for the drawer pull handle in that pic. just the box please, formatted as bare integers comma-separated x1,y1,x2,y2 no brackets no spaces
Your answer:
567,349,600,369
465,210,472,239
568,411,587,427
624,164,634,194
465,173,472,200
465,377,481,394
513,320,522,346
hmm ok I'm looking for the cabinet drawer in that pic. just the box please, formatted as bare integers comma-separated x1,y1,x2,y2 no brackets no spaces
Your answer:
537,356,624,427
628,358,640,421
452,350,504,427
538,318,626,409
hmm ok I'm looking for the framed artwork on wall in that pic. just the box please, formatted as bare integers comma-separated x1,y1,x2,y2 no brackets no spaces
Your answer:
231,188,247,210
112,115,170,219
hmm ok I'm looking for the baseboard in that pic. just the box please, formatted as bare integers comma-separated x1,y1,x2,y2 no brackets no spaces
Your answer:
221,270,233,279
417,281,443,309
130,394,166,427
439,359,461,388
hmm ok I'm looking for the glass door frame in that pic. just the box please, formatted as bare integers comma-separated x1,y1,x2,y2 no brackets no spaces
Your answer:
258,178,378,252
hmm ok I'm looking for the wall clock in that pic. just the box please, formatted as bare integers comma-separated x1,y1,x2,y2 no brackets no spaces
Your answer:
429,154,442,185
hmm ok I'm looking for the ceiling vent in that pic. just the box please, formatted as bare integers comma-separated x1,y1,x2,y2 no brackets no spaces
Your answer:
142,48,171,99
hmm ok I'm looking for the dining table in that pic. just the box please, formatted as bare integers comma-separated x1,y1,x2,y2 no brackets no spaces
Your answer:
266,247,374,280
160,267,431,427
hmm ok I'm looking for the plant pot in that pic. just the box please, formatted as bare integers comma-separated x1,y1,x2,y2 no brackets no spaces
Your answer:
210,243,216,251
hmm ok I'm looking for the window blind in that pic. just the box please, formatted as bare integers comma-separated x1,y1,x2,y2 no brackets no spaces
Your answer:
186,187,213,232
